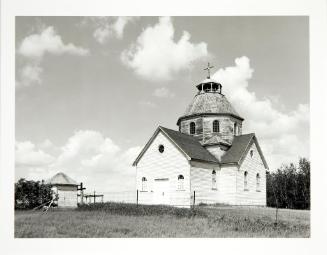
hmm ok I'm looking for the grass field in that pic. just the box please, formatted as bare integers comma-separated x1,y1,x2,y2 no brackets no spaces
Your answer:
15,203,310,238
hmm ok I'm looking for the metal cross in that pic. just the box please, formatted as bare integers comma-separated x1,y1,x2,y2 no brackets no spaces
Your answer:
204,62,214,79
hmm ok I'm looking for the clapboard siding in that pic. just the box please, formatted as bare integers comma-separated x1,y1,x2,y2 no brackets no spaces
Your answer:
136,131,191,207
235,142,267,205
57,188,78,207
190,162,238,205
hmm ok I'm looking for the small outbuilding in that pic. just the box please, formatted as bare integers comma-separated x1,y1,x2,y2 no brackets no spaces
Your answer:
48,172,78,208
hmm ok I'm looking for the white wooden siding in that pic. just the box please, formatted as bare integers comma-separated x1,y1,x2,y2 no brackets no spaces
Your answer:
136,131,191,207
56,186,78,207
235,142,267,205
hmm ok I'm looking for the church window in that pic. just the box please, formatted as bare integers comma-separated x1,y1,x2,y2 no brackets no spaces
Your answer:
234,122,237,135
190,122,196,134
256,173,260,191
177,175,184,190
158,144,165,153
250,150,254,158
244,171,248,191
213,120,219,133
141,177,147,191
212,170,217,190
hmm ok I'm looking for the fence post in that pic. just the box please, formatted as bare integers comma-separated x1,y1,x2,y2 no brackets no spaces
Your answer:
193,191,195,209
93,191,96,204
136,189,139,207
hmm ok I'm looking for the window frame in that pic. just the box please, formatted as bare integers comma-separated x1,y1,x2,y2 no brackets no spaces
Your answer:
190,122,196,135
256,173,260,192
244,171,248,191
141,177,148,192
212,170,217,190
213,120,219,133
177,174,184,191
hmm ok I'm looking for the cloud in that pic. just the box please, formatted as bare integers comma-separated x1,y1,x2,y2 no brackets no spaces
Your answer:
88,16,139,44
16,26,89,89
153,87,175,98
15,141,55,167
121,17,208,81
212,56,310,170
18,26,89,59
15,131,141,193
16,63,43,88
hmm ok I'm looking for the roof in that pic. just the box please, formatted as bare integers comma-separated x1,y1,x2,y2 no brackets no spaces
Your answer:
221,133,269,169
177,93,243,124
47,172,78,186
202,135,231,146
132,126,219,166
199,78,219,84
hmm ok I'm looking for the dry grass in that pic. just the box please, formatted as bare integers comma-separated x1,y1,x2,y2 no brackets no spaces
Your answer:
15,204,310,238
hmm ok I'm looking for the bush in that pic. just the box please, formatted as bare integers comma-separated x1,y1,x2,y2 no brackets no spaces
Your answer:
77,202,207,218
15,178,52,210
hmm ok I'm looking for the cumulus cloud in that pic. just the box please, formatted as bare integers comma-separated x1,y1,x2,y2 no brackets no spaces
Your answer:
16,26,89,88
15,131,141,192
121,17,208,81
15,141,55,167
212,56,310,170
18,26,89,59
88,16,139,44
153,87,175,98
16,63,43,88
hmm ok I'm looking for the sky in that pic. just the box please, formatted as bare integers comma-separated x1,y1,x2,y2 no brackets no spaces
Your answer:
15,16,309,193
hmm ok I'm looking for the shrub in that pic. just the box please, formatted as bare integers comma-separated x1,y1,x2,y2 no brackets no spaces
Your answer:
15,178,52,210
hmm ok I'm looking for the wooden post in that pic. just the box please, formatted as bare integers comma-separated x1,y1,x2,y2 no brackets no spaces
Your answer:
94,191,96,204
193,191,195,208
77,182,86,205
136,189,139,207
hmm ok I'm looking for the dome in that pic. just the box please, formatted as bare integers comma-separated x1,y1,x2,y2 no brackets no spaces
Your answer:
177,92,243,124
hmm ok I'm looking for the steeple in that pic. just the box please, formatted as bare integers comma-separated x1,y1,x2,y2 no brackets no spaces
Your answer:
177,63,244,146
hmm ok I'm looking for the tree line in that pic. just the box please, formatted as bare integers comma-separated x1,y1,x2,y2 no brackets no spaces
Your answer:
266,157,310,210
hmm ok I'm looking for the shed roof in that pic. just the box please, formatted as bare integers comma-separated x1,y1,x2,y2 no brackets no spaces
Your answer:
47,172,78,186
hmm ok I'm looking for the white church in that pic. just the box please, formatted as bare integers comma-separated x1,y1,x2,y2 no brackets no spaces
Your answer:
133,64,268,207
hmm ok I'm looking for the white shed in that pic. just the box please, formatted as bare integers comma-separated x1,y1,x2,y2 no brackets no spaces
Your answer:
48,172,78,208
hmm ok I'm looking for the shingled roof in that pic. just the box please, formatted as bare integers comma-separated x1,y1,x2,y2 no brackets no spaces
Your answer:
47,172,78,186
132,127,268,169
160,127,219,163
177,92,243,124
132,126,219,166
221,133,268,169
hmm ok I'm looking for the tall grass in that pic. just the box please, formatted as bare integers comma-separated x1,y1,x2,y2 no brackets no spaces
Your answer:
77,202,207,218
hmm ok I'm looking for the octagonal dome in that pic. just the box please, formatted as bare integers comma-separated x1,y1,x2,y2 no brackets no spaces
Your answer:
177,92,243,124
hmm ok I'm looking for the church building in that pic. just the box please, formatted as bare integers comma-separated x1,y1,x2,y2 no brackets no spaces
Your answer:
133,64,268,207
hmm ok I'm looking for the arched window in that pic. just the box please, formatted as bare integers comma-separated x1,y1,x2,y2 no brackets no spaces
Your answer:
234,122,237,135
213,120,219,133
244,171,248,191
250,150,254,158
212,170,217,190
141,177,147,191
190,122,196,135
177,175,184,190
256,173,260,191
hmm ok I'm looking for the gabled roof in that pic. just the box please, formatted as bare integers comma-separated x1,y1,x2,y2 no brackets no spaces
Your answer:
221,133,269,169
47,172,78,186
132,126,219,166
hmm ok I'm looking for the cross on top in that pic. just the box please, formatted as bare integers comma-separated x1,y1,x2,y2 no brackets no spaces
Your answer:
204,62,214,79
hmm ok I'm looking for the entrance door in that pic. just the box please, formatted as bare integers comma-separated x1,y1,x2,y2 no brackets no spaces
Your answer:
153,179,170,205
